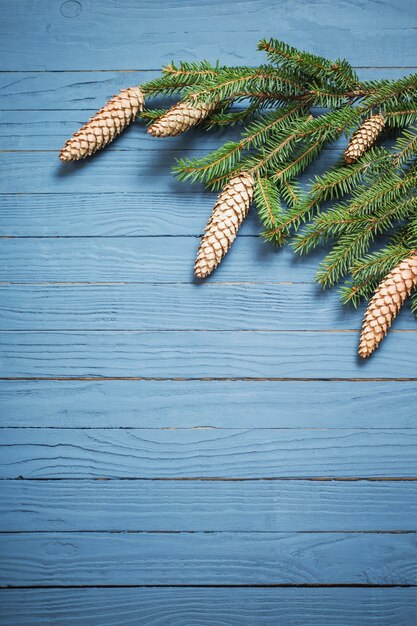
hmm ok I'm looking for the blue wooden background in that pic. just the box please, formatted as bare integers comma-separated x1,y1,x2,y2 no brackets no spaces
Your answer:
0,1,416,624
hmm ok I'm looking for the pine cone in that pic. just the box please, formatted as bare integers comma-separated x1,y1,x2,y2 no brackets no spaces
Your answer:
344,114,385,164
147,101,215,137
60,87,144,162
194,173,254,279
359,253,417,358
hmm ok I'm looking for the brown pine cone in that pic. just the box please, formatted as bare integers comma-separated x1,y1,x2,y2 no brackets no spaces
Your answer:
194,172,254,279
359,252,417,358
344,114,385,164
60,87,144,162
147,101,215,137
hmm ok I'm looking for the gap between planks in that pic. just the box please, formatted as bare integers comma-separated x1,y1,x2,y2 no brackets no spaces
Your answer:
2,426,417,430
0,329,415,334
2,377,417,382
0,583,417,590
3,476,417,483
0,67,416,73
0,330,415,334
0,147,348,152
0,530,413,535
0,281,314,285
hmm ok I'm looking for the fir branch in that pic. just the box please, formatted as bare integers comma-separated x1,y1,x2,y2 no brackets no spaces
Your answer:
304,148,391,205
315,195,417,288
204,104,259,128
294,162,416,255
363,73,417,109
258,38,360,89
139,108,168,123
60,37,417,353
183,66,306,107
260,109,361,241
383,104,417,128
174,105,306,186
254,174,285,244
141,61,222,96
273,138,323,183
139,42,417,326
340,243,414,306
162,60,221,77
243,113,313,177
345,168,417,216
280,179,304,208
392,127,417,165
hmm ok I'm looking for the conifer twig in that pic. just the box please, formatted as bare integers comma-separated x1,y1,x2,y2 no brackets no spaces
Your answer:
59,38,417,356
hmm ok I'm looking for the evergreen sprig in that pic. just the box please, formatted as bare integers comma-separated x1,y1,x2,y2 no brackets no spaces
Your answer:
58,37,417,355
57,34,417,356
253,174,285,244
258,38,360,90
139,39,417,319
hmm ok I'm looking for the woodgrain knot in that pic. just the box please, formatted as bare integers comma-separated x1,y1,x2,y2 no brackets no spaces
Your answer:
60,1,82,18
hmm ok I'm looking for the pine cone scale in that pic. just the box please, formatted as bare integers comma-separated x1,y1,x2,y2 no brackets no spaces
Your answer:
358,253,417,357
344,114,385,164
194,172,254,279
147,101,215,137
60,87,144,162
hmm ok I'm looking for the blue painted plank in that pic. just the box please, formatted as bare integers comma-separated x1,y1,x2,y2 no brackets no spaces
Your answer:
0,531,414,585
1,428,416,478
0,237,379,284
1,0,415,618
0,149,340,193
0,108,408,153
0,111,352,152
0,192,264,236
0,69,406,111
1,479,416,531
0,283,405,331
0,71,150,110
0,110,247,151
0,150,203,194
0,330,416,379
1,0,416,70
0,587,415,626
1,379,416,428
2,283,417,331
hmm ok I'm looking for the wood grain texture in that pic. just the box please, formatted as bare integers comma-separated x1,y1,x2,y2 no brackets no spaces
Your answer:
1,330,416,379
1,0,416,70
0,71,149,110
0,115,358,153
0,531,415,586
1,379,416,428
0,69,407,111
0,112,403,153
1,428,416,478
0,587,415,626
5,283,414,331
0,110,247,151
0,237,329,284
0,197,401,242
0,149,344,193
0,150,200,193
1,0,416,612
2,283,417,331
2,479,416,532
0,193,262,237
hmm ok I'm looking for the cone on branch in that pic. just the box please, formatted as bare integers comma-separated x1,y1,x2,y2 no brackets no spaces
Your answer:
194,172,254,279
344,114,385,164
147,101,215,137
60,87,144,162
358,252,417,358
